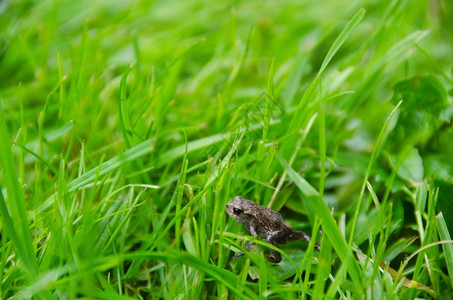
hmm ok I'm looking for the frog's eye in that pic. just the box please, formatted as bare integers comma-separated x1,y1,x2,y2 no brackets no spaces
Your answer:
233,207,243,215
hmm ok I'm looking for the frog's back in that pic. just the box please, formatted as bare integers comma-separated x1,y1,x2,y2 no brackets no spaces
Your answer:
248,202,289,232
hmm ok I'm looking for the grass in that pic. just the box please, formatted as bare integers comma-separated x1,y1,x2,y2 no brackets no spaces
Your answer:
1,0,453,298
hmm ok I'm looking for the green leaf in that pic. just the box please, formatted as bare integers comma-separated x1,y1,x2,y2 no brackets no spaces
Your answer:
389,147,424,183
392,75,448,117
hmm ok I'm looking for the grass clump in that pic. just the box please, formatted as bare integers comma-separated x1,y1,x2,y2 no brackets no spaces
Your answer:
1,0,453,298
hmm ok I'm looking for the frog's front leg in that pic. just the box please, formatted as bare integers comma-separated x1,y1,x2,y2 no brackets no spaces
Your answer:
232,241,255,260
233,225,259,260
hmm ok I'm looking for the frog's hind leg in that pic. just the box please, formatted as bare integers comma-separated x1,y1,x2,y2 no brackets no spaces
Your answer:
293,230,321,251
267,249,282,263
265,238,282,263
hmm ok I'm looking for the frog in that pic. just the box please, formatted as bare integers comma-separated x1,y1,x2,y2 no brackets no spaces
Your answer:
225,195,320,263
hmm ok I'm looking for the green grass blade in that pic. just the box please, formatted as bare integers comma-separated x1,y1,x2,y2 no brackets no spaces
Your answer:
120,251,256,299
276,152,364,293
118,65,134,148
436,212,453,288
313,230,333,299
39,127,251,213
2,0,450,297
174,154,188,249
38,139,153,212
12,142,58,175
262,58,274,144
0,108,38,276
158,132,232,166
318,90,326,197
289,8,365,132
348,100,402,246
317,8,365,77
258,253,268,299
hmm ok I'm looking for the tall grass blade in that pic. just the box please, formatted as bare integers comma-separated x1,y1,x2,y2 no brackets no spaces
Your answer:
436,212,453,288
289,8,365,132
0,108,38,276
276,153,364,293
119,64,134,148
348,100,402,246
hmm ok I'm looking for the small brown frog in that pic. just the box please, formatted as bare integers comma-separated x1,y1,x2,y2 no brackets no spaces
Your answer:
226,195,320,263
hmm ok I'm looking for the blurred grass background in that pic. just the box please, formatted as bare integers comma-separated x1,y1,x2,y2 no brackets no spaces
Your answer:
1,0,453,298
